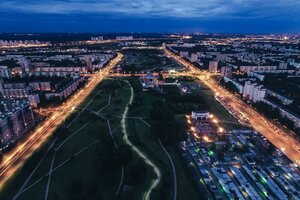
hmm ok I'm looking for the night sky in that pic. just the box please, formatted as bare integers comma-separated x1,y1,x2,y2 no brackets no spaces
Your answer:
0,0,300,33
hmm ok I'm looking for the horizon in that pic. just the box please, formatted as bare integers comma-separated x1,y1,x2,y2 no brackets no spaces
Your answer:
0,32,298,35
0,5,300,199
0,0,300,33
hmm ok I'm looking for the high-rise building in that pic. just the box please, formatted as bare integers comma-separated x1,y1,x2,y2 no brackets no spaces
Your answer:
209,61,218,73
243,81,266,102
221,66,232,78
18,57,31,72
85,56,94,72
190,53,198,62
0,99,35,149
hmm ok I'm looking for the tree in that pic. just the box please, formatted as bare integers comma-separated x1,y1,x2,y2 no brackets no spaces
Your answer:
86,180,99,198
149,100,187,145
126,161,147,184
267,144,276,154
55,126,69,142
118,144,132,165
151,120,187,145
280,117,294,129
69,180,82,196
149,100,174,121
219,78,239,93
51,193,61,200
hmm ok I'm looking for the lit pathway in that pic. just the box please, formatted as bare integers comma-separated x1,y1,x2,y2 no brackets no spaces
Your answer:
44,152,56,200
19,140,101,194
121,81,161,200
14,94,113,199
67,90,102,128
86,95,125,196
97,94,111,113
158,139,177,200
12,139,57,200
0,53,123,190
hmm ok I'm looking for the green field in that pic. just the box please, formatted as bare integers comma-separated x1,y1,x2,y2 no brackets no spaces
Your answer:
192,80,243,130
123,76,244,199
0,79,156,200
124,78,204,200
121,49,181,72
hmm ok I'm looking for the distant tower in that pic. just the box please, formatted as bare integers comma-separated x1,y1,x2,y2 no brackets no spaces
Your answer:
85,56,93,72
19,57,31,73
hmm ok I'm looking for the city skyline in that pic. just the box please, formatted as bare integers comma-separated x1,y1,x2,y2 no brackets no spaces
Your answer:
1,1,300,200
0,32,300,200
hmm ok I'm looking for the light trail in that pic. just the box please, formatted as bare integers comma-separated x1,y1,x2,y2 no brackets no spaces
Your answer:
164,47,300,165
0,53,123,189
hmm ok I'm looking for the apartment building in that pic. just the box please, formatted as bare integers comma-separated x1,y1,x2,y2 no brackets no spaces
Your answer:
0,100,35,149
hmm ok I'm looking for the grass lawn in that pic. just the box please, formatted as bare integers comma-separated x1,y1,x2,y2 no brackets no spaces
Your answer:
167,146,204,200
194,80,243,130
0,78,154,200
124,77,204,200
122,49,181,72
125,76,244,199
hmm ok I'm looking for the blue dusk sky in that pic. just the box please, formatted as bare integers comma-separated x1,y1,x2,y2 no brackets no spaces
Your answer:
0,0,300,33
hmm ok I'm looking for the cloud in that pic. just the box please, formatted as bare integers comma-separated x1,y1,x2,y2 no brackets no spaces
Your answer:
0,0,299,20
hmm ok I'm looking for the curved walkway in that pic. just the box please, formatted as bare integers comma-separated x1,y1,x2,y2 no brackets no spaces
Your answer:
158,139,177,200
121,81,161,200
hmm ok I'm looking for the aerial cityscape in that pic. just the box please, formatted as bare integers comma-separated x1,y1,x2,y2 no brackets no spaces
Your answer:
0,1,300,200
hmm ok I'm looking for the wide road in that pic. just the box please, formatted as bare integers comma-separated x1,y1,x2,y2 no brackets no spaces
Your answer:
0,53,123,189
164,48,300,165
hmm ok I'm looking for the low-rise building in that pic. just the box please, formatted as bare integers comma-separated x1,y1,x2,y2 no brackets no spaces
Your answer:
28,66,87,77
180,51,189,58
0,81,32,99
263,99,300,128
223,77,244,94
91,36,103,41
191,111,210,120
182,43,196,48
139,73,163,90
28,81,51,91
44,76,85,100
0,66,12,78
240,66,277,73
279,62,288,69
116,36,133,40
265,89,293,105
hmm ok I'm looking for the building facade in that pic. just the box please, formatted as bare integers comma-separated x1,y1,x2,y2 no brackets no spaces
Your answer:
221,66,232,78
0,100,35,149
243,81,266,102
209,61,218,73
